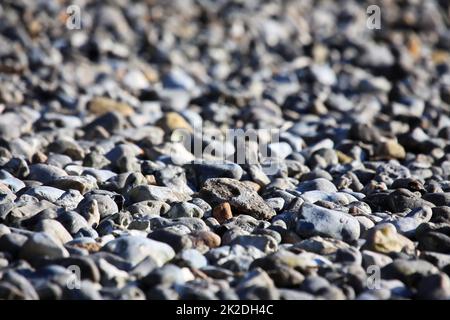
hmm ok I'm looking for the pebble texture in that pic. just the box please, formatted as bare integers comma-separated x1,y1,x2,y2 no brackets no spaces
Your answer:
0,0,450,300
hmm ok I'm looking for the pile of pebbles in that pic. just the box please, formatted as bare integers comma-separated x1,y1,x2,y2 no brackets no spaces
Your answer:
1,0,450,300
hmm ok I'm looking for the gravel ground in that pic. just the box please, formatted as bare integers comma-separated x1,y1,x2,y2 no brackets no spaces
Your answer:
0,0,450,300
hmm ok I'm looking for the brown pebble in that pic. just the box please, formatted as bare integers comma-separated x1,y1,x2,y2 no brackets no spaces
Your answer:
192,231,221,248
213,202,233,224
156,112,193,134
146,174,156,185
72,241,102,253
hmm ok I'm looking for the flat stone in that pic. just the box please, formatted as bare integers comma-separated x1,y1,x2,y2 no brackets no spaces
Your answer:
199,178,275,220
363,223,415,254
77,193,119,219
185,161,243,187
19,232,69,260
128,185,191,203
34,219,73,245
296,203,360,242
230,235,278,253
49,175,98,194
25,186,65,203
362,250,393,268
27,164,67,184
381,259,439,287
294,236,350,255
417,273,450,300
0,170,26,192
165,202,204,218
376,140,406,160
101,235,175,267
212,202,233,224
296,178,338,193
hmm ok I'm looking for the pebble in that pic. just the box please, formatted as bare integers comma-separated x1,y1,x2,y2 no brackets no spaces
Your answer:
199,178,275,220
185,161,243,187
165,202,204,219
127,200,171,217
156,112,193,135
191,231,222,249
391,206,433,237
128,185,190,203
212,202,233,224
34,219,73,245
362,250,394,268
177,249,208,269
294,236,350,255
363,223,415,254
230,235,278,253
0,0,449,301
49,175,98,194
381,259,439,287
0,170,26,192
77,192,119,219
101,236,175,267
376,140,406,160
417,273,450,300
296,203,361,242
88,97,134,116
296,178,338,193
19,232,70,261
27,164,67,184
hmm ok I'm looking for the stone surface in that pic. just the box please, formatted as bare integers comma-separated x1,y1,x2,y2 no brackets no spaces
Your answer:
0,0,449,301
212,202,233,224
19,232,70,260
101,236,175,267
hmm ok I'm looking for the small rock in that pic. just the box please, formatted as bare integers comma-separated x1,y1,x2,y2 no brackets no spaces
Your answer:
101,236,175,267
417,273,450,300
185,161,243,187
296,178,337,193
128,185,191,203
27,164,67,184
148,229,192,253
199,178,275,220
212,202,233,224
165,201,204,219
362,250,393,268
376,140,406,160
363,223,415,254
296,203,360,242
190,231,221,249
88,97,134,116
77,192,119,219
34,219,73,245
178,249,208,269
382,259,439,287
19,232,69,260
49,176,98,194
156,112,193,135
230,235,278,253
